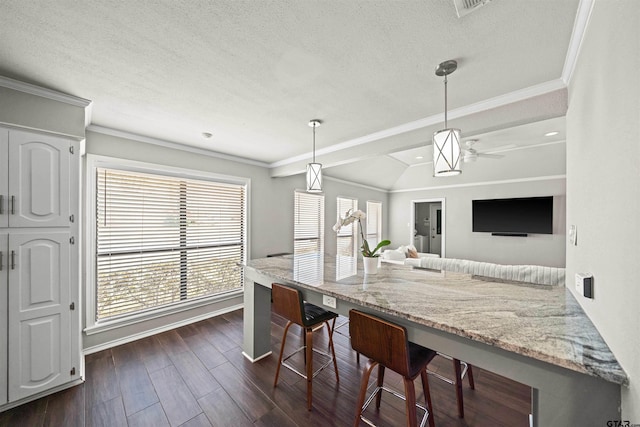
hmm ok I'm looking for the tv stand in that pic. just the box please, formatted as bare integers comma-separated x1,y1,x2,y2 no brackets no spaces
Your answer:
491,232,528,237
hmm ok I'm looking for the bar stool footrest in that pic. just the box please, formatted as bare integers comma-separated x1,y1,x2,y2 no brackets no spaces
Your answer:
282,346,334,380
359,385,430,427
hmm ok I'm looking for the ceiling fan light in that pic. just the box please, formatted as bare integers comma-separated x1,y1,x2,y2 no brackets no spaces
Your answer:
306,162,323,192
433,128,462,176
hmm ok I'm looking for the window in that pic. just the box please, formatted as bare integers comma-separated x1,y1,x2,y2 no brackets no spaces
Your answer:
337,197,358,258
294,190,324,254
366,201,382,247
90,159,247,324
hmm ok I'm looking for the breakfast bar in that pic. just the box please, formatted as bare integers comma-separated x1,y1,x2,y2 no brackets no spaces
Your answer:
242,254,627,427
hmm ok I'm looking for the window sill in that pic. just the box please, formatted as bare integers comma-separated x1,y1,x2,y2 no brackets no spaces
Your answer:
84,288,243,336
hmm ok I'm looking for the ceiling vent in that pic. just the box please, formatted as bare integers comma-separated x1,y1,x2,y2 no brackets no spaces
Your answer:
453,0,492,18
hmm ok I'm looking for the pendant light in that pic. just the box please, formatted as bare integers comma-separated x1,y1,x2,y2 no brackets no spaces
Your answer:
306,119,323,192
433,60,462,177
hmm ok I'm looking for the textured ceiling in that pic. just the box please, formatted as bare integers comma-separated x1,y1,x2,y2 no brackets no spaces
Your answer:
0,0,581,189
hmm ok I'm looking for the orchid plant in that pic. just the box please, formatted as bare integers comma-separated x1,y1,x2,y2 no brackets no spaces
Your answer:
333,209,391,258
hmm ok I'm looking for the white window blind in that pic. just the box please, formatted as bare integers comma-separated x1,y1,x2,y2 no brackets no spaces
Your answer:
95,167,245,321
366,201,382,247
294,190,324,254
337,197,358,258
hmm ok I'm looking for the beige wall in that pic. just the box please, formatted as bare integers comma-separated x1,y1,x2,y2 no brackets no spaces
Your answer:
566,0,640,420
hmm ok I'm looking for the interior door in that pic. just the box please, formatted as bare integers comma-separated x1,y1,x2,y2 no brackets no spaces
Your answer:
429,203,442,256
8,130,70,228
7,231,71,401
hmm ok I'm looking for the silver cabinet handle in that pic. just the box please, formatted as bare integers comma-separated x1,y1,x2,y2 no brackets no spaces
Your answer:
11,250,15,270
0,194,3,214
0,251,3,271
10,195,15,215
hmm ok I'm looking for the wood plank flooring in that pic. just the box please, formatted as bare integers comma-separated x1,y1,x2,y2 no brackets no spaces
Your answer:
0,309,531,427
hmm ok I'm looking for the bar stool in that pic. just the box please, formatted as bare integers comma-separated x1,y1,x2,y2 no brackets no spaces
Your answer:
349,309,437,427
271,283,340,410
428,354,475,418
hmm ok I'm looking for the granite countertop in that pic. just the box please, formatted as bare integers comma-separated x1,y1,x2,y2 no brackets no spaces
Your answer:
245,253,628,386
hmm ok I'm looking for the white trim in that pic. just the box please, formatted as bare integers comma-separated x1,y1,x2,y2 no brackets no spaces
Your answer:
0,75,91,107
410,198,446,258
0,379,85,413
87,125,270,168
324,175,388,193
391,174,566,193
84,154,250,331
83,303,243,354
243,351,273,363
270,79,566,168
562,0,596,85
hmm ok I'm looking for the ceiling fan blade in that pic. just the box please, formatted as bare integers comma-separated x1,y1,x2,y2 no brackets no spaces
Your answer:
477,153,503,159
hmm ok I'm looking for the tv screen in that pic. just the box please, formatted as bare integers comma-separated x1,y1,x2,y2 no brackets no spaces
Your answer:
472,196,553,234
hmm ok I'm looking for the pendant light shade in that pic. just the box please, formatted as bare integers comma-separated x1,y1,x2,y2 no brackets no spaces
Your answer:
306,119,323,192
433,60,462,177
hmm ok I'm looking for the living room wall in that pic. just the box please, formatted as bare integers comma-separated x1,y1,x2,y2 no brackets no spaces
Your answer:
566,0,639,419
388,177,566,267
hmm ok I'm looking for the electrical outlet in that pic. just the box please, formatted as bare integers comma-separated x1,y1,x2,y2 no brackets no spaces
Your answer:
322,295,336,309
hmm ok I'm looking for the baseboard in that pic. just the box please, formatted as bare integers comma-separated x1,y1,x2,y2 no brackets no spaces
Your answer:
83,303,243,355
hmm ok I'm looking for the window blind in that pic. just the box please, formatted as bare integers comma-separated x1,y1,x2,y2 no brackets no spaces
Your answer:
294,190,324,254
366,201,382,247
95,168,245,321
337,197,358,258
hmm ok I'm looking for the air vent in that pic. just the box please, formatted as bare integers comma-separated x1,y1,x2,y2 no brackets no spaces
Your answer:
453,0,492,18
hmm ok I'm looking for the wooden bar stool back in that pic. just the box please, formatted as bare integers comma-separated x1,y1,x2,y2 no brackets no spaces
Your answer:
272,283,340,410
349,309,437,427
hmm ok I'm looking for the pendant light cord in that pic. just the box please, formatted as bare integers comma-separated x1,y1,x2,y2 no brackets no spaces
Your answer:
312,124,316,163
444,74,448,128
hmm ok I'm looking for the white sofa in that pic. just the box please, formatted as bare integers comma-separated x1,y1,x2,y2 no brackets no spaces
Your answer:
419,257,565,286
381,245,440,267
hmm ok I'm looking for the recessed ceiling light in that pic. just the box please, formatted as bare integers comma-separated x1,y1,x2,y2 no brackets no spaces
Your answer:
202,132,213,139
544,131,559,137
415,156,424,160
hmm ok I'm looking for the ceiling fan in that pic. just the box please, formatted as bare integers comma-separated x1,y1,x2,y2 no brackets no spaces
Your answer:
461,139,506,163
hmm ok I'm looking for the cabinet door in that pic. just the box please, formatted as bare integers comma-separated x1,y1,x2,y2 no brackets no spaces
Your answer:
8,130,70,228
7,232,71,401
0,234,7,405
0,129,8,227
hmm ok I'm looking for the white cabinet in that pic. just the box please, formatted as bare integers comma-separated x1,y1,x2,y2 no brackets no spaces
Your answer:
0,127,79,406
1,129,70,228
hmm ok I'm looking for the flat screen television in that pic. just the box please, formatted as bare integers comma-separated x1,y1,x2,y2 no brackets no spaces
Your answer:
472,196,553,235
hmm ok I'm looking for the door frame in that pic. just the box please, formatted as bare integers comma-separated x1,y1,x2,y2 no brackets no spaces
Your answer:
409,198,446,258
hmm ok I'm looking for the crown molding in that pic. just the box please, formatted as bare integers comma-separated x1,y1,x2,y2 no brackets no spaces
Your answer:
0,75,91,107
562,0,595,85
323,175,388,193
390,174,566,193
270,79,566,169
87,125,270,168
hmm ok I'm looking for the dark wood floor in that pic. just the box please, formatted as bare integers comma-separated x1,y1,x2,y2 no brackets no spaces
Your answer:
0,309,531,427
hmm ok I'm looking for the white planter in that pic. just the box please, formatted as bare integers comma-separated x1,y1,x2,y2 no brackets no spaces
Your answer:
363,256,379,275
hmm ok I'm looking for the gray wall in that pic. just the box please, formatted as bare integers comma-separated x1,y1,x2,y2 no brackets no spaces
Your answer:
83,130,388,349
566,0,639,419
389,177,566,267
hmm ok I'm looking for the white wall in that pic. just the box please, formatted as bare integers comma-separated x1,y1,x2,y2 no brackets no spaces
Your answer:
566,0,639,419
389,177,566,267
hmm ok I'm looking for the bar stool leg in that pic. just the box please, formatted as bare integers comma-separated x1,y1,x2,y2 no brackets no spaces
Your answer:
305,327,314,410
403,377,418,426
325,321,340,382
420,370,435,427
354,360,378,427
467,363,475,389
375,364,385,409
274,322,293,387
453,358,464,418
